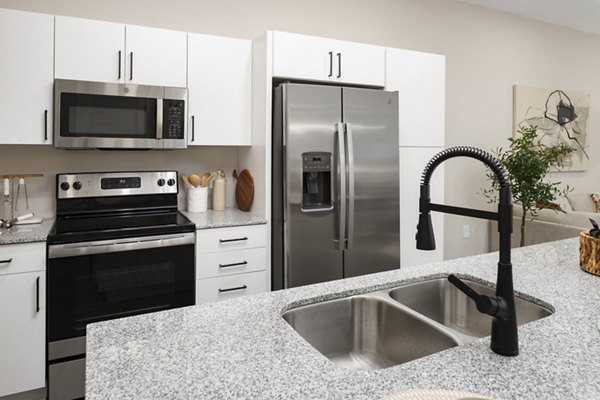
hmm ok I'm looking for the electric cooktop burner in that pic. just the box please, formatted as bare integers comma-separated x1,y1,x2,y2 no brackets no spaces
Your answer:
47,171,195,245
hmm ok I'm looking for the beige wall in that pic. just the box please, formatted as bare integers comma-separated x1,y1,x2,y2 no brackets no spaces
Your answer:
0,0,598,259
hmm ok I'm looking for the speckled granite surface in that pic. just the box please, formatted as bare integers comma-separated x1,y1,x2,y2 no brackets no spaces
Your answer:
0,218,54,245
181,208,266,230
86,238,600,399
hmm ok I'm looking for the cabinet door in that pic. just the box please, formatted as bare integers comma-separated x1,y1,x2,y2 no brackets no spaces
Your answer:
0,273,45,397
272,32,333,82
400,147,444,267
55,16,125,83
0,9,53,144
334,40,385,86
386,48,445,147
188,34,251,145
125,25,187,88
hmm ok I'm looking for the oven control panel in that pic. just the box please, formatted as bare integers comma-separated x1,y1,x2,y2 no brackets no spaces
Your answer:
57,171,179,199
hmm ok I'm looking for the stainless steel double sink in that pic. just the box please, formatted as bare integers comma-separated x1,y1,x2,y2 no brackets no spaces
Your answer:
282,276,553,370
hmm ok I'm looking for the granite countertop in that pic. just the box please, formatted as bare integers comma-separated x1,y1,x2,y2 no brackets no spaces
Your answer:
0,218,54,245
86,238,600,399
181,208,266,230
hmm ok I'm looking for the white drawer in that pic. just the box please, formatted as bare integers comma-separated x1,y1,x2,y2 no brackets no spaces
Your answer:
196,225,267,254
195,271,267,305
0,242,46,276
196,247,267,279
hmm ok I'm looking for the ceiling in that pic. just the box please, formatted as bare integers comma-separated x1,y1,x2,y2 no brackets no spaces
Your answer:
458,0,600,36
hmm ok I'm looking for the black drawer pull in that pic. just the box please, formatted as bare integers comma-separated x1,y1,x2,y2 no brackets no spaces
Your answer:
36,276,40,313
218,285,247,293
0,258,12,264
328,51,333,77
219,237,248,243
219,261,248,268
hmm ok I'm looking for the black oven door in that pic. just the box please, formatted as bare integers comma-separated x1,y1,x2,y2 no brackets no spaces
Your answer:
47,233,195,343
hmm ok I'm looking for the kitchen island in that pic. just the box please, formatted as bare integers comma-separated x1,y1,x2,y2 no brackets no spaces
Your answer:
86,238,600,399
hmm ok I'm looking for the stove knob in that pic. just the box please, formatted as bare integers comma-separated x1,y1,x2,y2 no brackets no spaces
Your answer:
73,181,82,191
167,178,176,186
157,178,166,187
60,182,70,191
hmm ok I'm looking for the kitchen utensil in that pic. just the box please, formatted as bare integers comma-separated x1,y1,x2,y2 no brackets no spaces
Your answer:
181,174,192,189
15,177,29,212
1,212,34,229
2,177,12,221
188,174,201,188
201,172,211,188
232,169,254,212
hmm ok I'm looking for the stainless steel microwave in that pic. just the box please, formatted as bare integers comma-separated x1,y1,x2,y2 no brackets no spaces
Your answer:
54,79,187,150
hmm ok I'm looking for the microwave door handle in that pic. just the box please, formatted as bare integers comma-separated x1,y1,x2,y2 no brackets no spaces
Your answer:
156,99,163,140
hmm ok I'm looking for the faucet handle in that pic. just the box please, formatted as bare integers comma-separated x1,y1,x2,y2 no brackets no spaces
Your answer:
448,274,503,318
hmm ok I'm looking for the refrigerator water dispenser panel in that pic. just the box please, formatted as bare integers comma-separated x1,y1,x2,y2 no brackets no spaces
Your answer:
301,152,333,211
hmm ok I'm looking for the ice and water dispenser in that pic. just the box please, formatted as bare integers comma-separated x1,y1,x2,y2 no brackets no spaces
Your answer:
301,152,332,211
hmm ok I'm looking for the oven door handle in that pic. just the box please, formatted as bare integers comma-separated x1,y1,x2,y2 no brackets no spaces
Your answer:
48,232,196,258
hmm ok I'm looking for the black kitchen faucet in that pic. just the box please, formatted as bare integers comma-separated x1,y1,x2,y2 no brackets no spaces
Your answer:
415,146,518,356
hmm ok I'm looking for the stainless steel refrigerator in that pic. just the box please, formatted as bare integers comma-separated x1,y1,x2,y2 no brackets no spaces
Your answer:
272,83,400,290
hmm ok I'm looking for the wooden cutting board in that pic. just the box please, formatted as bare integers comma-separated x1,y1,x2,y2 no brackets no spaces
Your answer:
233,169,254,211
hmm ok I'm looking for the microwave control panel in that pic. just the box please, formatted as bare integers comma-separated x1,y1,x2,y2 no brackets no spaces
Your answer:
164,99,185,139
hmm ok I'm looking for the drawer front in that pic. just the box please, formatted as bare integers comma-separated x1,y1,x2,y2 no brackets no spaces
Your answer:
196,271,267,305
196,247,267,279
0,242,46,276
196,225,267,253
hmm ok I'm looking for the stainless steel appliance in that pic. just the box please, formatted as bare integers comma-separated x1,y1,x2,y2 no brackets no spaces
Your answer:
54,79,187,150
46,171,196,400
272,83,400,289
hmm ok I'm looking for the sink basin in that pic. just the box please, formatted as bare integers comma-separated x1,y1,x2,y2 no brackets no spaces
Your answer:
389,277,553,338
282,275,553,370
282,295,459,370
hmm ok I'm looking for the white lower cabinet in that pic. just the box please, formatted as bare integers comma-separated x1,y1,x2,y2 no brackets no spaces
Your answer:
195,225,268,305
196,271,267,304
0,242,46,397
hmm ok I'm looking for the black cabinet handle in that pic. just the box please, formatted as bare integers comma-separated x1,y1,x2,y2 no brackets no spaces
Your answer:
218,285,247,293
0,258,12,264
337,53,341,78
191,115,195,142
129,52,134,81
219,237,248,243
328,51,333,77
219,261,248,268
36,276,40,313
118,50,122,79
44,110,48,141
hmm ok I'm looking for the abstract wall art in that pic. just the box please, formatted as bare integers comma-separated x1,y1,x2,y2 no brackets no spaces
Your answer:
513,85,590,171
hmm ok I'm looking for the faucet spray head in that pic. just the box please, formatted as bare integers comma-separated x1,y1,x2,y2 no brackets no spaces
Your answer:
416,212,436,250
416,184,436,250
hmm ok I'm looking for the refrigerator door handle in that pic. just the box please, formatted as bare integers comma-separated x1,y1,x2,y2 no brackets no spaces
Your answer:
345,123,355,249
335,122,347,251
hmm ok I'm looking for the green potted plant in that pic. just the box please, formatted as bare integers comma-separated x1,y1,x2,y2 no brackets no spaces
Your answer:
482,125,576,247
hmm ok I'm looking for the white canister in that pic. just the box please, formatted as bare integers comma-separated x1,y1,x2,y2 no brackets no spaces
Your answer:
212,170,226,211
187,186,208,213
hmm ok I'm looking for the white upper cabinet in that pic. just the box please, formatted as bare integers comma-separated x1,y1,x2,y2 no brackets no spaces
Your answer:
54,17,187,87
0,9,53,145
125,25,187,88
334,39,385,87
386,48,445,147
272,32,385,87
55,16,125,83
188,34,251,145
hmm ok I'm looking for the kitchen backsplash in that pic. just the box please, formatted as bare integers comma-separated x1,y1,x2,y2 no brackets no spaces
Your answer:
0,145,239,217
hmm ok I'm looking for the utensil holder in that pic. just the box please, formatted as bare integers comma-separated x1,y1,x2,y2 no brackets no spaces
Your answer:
187,187,208,213
579,231,600,277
